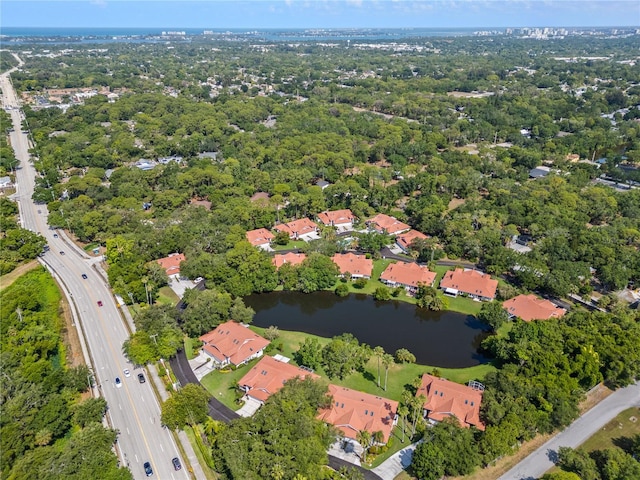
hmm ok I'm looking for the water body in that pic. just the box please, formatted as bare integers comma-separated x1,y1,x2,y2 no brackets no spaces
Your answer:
244,291,490,369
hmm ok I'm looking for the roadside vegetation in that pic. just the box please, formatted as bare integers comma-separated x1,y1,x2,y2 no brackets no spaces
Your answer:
0,267,130,479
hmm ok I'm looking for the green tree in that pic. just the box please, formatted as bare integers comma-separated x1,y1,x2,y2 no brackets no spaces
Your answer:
478,301,510,332
161,384,211,430
294,338,323,371
394,348,416,364
73,397,108,428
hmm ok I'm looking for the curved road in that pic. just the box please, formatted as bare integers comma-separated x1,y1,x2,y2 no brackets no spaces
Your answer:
499,381,640,480
2,58,187,480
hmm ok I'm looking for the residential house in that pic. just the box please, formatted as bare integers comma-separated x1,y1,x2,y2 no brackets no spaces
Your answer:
379,262,436,294
331,253,373,279
199,321,270,368
317,384,398,445
238,355,319,404
317,209,356,232
439,269,498,301
417,374,485,431
366,213,411,236
395,229,429,254
246,228,275,250
272,252,307,269
503,294,567,322
529,166,551,178
155,252,186,278
273,218,320,241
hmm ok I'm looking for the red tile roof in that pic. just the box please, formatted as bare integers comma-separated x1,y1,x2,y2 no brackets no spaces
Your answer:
272,252,307,269
367,214,411,235
318,385,398,443
199,321,270,366
246,228,274,247
331,253,374,278
396,229,429,251
417,374,485,431
439,269,498,300
273,218,319,238
156,253,185,276
380,262,436,289
238,356,319,403
317,209,355,226
502,294,567,322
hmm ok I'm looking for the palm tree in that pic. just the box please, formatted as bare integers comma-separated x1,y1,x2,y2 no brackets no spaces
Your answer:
412,394,426,436
382,353,394,391
397,405,409,443
372,430,384,447
373,346,384,388
356,430,372,461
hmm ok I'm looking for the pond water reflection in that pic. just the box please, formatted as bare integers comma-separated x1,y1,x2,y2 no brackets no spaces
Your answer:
244,291,490,368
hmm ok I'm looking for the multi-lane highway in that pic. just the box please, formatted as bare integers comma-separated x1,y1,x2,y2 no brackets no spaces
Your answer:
2,56,189,480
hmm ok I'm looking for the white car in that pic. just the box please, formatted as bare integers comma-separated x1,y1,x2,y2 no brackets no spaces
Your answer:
123,369,131,378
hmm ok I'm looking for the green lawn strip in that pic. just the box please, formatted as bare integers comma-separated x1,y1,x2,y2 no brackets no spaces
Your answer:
157,286,180,306
183,425,219,480
184,337,196,360
578,407,640,453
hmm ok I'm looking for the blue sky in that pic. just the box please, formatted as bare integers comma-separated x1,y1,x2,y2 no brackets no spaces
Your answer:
1,1,639,29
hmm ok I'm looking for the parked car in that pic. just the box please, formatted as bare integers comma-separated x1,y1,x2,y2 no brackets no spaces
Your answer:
172,457,182,470
144,462,153,477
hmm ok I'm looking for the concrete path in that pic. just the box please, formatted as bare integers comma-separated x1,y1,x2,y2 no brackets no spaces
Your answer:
499,380,640,480
372,442,419,480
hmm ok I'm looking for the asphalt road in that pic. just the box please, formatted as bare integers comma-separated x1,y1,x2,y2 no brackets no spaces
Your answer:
498,381,640,480
2,60,188,480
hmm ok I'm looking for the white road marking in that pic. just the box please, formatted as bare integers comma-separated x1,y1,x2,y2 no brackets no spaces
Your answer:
119,403,122,410
135,454,139,463
126,427,130,435
160,444,164,452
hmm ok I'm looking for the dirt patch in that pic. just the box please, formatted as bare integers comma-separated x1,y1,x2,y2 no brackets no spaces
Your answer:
0,260,40,291
58,284,86,368
447,198,466,212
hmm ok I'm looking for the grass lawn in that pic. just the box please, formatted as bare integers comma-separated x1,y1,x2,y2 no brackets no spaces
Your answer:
272,240,307,251
157,286,180,306
184,337,198,360
200,360,260,411
578,407,640,453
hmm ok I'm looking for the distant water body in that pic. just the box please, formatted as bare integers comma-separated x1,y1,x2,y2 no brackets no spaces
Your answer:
2,27,485,43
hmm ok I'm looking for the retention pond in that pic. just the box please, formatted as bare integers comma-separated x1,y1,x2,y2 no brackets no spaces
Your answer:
244,291,490,368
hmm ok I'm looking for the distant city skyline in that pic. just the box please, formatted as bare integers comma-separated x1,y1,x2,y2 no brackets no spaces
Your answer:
1,1,639,30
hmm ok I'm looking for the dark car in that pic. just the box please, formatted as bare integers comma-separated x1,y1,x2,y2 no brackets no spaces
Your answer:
144,462,153,477
97,300,103,307
53,233,58,238
115,377,122,388
59,251,65,255
81,273,88,279
172,457,182,470
138,373,146,384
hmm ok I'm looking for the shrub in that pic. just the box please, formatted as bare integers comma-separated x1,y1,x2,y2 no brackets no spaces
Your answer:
353,278,368,289
335,284,349,297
